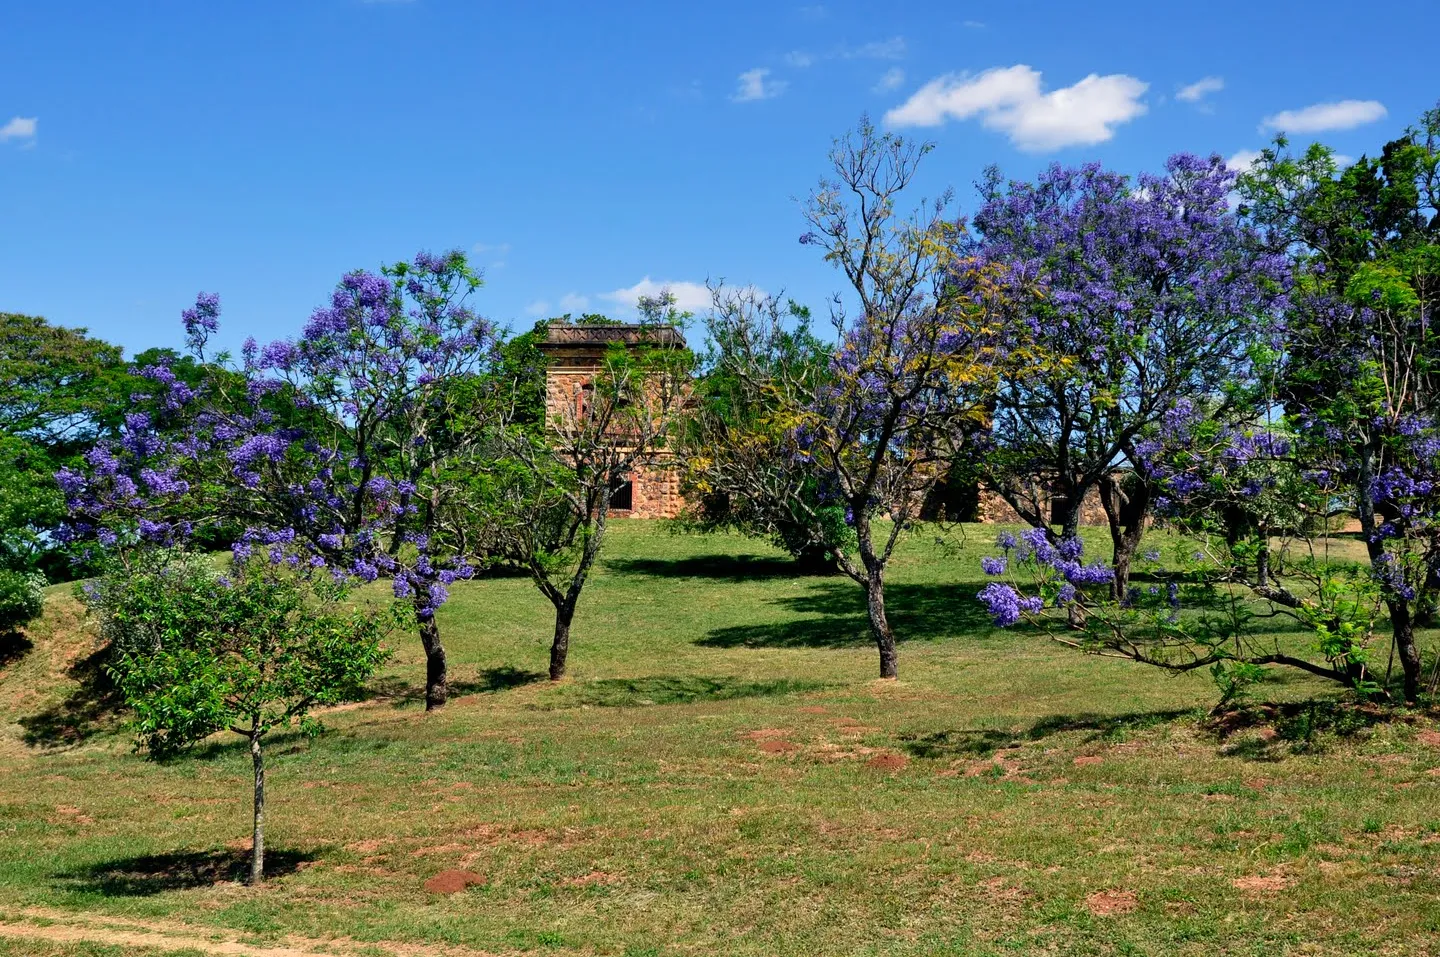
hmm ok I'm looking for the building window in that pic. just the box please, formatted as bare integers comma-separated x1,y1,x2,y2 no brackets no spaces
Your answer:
609,476,633,511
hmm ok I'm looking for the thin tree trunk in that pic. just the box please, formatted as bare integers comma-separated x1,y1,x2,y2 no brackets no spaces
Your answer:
549,601,575,681
1099,475,1150,600
249,726,265,885
866,574,898,679
1390,599,1422,704
417,613,447,711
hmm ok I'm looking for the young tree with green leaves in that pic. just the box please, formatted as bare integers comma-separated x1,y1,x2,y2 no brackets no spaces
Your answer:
678,285,854,573
466,299,691,680
89,552,395,883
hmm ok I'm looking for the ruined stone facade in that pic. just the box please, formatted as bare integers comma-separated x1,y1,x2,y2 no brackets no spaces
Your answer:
536,322,688,519
976,484,1110,526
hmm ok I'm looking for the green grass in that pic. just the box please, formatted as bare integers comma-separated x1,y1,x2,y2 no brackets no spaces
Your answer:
1,522,1439,956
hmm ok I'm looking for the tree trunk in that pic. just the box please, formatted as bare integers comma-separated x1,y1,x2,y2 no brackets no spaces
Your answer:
866,574,898,679
549,601,575,681
249,727,265,885
417,613,447,711
1390,599,1423,704
1099,474,1150,600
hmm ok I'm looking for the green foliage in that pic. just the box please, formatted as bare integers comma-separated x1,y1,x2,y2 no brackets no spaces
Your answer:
88,551,397,758
0,568,44,636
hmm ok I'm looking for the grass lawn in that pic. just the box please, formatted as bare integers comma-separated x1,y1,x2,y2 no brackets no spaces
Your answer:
1,521,1438,956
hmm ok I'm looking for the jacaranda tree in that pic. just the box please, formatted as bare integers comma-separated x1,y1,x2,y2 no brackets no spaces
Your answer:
59,251,497,709
972,155,1291,593
1236,105,1440,701
792,118,1027,679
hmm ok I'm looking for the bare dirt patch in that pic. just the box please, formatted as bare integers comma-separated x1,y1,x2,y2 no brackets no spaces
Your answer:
423,868,486,894
741,728,791,740
757,739,799,754
1415,730,1440,748
1072,755,1104,767
1085,889,1139,915
865,752,908,772
1232,874,1292,894
797,706,829,715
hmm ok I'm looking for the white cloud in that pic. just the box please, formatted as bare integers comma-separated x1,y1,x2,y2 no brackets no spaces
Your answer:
0,116,37,143
1226,149,1263,172
884,65,1148,152
1260,99,1386,133
798,4,827,19
472,241,510,255
732,68,787,102
558,292,590,313
1177,76,1223,103
873,67,905,93
524,300,551,318
602,278,714,315
962,19,985,28
785,50,815,68
843,37,906,60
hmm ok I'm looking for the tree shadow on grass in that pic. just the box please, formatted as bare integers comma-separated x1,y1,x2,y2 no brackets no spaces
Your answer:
0,631,33,669
899,708,1200,759
18,643,128,748
608,554,814,582
555,675,828,709
697,580,997,649
365,665,547,708
56,848,317,896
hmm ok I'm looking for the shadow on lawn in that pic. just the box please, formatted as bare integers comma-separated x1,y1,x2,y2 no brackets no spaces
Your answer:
562,675,828,708
366,665,547,708
899,708,1200,758
56,848,317,896
608,554,815,582
0,631,33,669
698,580,995,649
18,643,128,749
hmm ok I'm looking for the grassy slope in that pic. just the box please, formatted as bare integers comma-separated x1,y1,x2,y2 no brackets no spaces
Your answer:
0,522,1438,956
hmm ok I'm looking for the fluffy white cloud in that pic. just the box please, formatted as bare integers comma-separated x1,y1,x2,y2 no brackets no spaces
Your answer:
1260,99,1386,133
1177,76,1223,103
558,292,590,313
602,278,713,315
0,116,37,143
732,68,787,102
884,65,1147,151
873,67,905,93
524,300,551,318
1226,149,1262,172
785,50,815,68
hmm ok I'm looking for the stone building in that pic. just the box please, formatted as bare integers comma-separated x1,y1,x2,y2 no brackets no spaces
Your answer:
536,322,688,519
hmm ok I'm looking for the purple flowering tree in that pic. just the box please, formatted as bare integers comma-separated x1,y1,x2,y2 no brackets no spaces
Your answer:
976,522,1390,706
794,119,1028,678
972,155,1291,595
1236,109,1440,702
59,251,498,710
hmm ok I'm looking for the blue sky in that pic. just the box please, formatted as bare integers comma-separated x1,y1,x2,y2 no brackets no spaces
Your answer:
2,0,1436,356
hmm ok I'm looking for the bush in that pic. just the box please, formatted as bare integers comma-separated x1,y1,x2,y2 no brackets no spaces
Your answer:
0,568,44,635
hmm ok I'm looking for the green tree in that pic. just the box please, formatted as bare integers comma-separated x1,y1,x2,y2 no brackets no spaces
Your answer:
678,286,854,572
90,551,395,882
467,298,691,680
1239,104,1440,701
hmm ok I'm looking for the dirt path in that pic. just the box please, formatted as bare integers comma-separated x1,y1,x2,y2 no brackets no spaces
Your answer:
0,907,505,957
